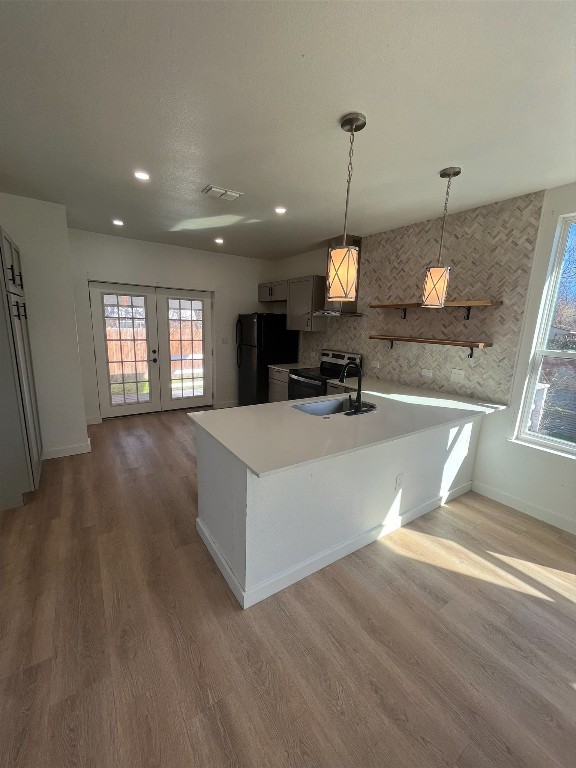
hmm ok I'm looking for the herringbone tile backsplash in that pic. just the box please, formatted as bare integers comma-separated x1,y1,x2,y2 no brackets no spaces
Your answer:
301,191,544,404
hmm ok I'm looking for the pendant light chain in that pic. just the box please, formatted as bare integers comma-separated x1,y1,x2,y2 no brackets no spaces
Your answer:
342,128,355,245
437,175,452,267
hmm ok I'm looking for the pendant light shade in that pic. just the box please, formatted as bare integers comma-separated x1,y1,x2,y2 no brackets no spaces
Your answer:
327,244,360,302
327,112,366,303
422,166,461,308
422,265,450,308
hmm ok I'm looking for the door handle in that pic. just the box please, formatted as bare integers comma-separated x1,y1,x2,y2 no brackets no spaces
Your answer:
289,374,317,384
237,346,242,368
150,357,158,363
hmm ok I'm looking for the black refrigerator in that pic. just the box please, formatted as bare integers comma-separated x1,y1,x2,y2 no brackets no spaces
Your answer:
236,313,299,406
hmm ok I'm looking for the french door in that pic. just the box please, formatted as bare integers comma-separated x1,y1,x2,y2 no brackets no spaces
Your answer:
90,282,213,418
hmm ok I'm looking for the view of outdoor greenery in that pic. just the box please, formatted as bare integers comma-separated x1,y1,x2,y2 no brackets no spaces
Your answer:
529,222,576,446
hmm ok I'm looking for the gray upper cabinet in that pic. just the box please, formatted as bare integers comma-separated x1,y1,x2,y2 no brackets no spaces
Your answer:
0,227,42,512
287,275,328,332
2,231,24,297
258,280,288,302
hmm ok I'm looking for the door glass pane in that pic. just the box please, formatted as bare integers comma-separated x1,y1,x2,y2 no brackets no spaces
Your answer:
527,356,576,446
169,297,205,398
103,294,150,406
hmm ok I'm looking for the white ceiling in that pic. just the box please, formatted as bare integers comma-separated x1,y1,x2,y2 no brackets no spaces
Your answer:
0,1,574,260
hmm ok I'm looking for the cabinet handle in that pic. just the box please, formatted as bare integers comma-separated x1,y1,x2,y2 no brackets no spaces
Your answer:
21,302,27,319
17,273,23,289
13,300,21,319
8,265,16,285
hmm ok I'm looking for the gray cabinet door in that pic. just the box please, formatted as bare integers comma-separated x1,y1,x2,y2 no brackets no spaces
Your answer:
287,276,328,332
268,378,288,402
1,231,24,297
270,281,288,301
287,277,312,331
258,283,272,302
259,281,288,302
9,298,42,487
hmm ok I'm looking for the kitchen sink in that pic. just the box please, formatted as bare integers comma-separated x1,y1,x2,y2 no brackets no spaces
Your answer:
291,397,376,417
291,397,349,416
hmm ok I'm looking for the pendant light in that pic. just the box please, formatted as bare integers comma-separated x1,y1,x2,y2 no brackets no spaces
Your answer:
327,112,367,302
422,166,461,308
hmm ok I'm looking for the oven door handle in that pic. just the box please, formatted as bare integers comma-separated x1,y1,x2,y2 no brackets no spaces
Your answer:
289,374,319,384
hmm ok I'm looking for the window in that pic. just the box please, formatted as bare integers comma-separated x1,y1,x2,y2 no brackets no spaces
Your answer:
517,213,576,456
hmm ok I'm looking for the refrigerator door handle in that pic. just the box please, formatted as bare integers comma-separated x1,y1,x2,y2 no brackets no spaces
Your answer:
236,345,242,368
235,318,242,345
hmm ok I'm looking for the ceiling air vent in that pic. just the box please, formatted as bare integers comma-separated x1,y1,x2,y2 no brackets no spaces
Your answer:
201,185,243,201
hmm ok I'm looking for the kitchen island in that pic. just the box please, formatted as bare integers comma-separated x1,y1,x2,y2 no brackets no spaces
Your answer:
188,383,502,608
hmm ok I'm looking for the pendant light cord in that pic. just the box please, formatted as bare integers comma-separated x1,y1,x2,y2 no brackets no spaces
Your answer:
437,175,452,266
342,129,355,246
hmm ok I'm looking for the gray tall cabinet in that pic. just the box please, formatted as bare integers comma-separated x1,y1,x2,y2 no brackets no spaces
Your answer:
0,228,42,511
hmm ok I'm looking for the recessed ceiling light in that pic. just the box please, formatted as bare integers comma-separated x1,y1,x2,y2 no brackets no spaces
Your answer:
112,219,124,226
275,207,287,215
134,170,150,181
214,238,224,244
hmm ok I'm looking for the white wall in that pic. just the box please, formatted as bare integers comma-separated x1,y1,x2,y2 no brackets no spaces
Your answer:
69,229,269,420
472,182,576,534
0,193,89,458
265,248,326,281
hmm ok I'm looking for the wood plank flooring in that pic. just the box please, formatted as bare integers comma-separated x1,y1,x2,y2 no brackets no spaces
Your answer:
0,410,575,767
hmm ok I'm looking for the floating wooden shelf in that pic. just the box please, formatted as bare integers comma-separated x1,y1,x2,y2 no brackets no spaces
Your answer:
369,335,493,358
369,299,502,320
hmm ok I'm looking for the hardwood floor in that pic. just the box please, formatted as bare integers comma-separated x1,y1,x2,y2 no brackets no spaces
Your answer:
0,410,575,767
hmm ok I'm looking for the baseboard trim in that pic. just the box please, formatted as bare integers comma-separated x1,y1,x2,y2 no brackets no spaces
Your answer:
86,416,102,425
42,439,92,460
197,481,471,609
471,481,576,535
196,518,246,607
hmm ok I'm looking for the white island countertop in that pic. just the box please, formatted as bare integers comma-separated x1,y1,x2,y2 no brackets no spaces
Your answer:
189,381,504,477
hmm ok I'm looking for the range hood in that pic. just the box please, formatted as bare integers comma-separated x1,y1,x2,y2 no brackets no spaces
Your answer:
313,235,363,317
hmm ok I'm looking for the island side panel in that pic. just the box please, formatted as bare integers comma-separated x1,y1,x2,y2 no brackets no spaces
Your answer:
243,417,481,602
195,424,247,590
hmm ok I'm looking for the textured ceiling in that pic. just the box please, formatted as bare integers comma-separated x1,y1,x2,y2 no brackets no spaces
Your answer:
0,1,574,260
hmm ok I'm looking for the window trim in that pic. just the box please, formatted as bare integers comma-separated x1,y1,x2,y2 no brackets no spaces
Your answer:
515,213,576,458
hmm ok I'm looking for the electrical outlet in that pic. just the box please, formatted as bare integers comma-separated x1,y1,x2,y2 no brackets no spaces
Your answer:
395,472,403,491
371,360,381,369
451,369,465,383
421,369,432,378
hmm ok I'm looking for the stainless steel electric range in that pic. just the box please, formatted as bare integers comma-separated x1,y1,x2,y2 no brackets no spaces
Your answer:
288,349,363,400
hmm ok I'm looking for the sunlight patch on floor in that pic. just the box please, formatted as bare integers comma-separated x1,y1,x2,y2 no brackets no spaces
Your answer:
379,530,555,600
488,551,576,600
